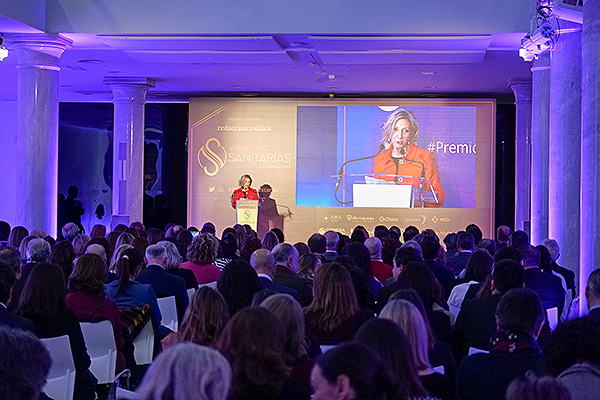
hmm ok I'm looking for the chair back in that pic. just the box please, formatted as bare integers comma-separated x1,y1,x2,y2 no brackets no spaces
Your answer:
157,296,178,332
80,320,117,384
41,335,76,400
198,281,217,290
133,319,155,365
187,287,196,300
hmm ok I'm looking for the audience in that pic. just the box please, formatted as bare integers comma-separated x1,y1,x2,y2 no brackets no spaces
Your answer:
217,258,263,315
520,244,565,314
251,248,298,298
364,237,393,284
181,233,221,284
421,235,455,300
506,373,571,400
272,243,313,306
322,230,339,262
446,232,474,275
0,263,33,331
158,239,198,289
297,253,320,281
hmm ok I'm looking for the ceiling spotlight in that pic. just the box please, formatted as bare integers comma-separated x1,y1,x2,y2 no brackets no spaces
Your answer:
0,35,8,61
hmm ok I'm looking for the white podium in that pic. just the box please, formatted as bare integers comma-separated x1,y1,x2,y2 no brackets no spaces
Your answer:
236,199,258,231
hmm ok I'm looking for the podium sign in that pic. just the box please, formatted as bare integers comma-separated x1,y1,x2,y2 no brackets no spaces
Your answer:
236,199,258,231
353,184,412,208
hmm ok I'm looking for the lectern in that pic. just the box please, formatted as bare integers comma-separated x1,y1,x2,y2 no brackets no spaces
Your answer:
236,199,259,231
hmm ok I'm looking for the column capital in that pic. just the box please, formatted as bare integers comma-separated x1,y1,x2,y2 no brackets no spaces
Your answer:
104,77,156,103
7,33,72,70
508,77,532,104
531,52,550,72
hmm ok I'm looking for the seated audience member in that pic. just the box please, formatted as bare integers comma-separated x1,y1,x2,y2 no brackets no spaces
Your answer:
106,248,163,335
50,240,76,283
466,224,483,246
217,307,309,400
335,256,376,312
131,236,150,254
157,240,198,289
176,230,193,262
263,231,280,251
421,235,455,300
380,300,454,400
137,244,189,322
586,269,600,323
520,245,565,314
0,326,51,400
66,253,126,372
304,263,371,345
215,232,239,270
17,263,97,400
350,228,366,244
311,343,394,400
307,233,326,256
297,253,321,282
85,243,108,263
0,247,21,275
294,242,312,258
322,230,339,263
270,227,285,244
72,234,91,258
336,233,351,254
8,238,51,311
542,238,576,298
381,237,401,267
8,226,29,251
510,229,529,248
377,245,423,310
457,288,545,400
496,225,512,250
146,228,165,245
251,249,298,298
506,373,571,400
341,242,382,295
217,258,263,316
475,239,496,255
161,286,230,350
537,245,570,319
272,243,313,307
240,235,263,262
448,249,493,321
403,225,420,242
19,235,37,263
89,224,106,239
62,222,80,242
0,264,33,331
453,259,525,358
446,232,474,275
353,319,437,400
136,343,232,400
261,294,314,392
444,233,459,259
542,317,600,400
0,220,10,243
364,237,393,284
181,233,221,284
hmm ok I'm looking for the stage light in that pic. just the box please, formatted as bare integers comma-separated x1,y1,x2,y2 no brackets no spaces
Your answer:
0,35,8,61
520,23,555,61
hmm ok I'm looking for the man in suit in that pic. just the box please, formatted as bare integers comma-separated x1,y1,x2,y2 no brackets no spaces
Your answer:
377,245,423,311
272,243,313,306
250,248,298,299
457,288,544,400
520,244,565,315
0,264,33,331
137,244,189,322
453,259,524,359
446,232,474,275
8,239,50,311
496,225,512,250
307,233,326,258
585,268,600,322
421,235,454,300
322,230,339,263
364,237,393,285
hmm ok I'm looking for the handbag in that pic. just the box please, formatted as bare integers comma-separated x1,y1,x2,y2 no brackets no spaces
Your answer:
119,304,151,339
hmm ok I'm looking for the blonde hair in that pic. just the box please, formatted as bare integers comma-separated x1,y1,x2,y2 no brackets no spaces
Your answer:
380,108,420,144
260,294,307,364
380,300,431,371
179,287,230,346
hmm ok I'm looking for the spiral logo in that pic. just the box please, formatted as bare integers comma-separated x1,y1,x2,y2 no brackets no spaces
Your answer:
197,138,227,176
243,210,252,219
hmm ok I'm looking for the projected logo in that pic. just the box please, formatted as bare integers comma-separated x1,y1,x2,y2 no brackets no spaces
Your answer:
197,138,227,176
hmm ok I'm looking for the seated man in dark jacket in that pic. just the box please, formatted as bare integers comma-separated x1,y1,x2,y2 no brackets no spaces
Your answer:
457,288,544,400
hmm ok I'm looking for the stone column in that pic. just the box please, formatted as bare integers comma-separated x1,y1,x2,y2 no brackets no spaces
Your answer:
10,34,71,237
104,77,155,226
581,0,600,314
530,53,551,245
509,78,532,234
549,25,582,293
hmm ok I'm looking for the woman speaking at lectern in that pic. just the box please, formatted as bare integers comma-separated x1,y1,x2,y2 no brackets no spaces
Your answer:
231,174,259,209
373,108,445,207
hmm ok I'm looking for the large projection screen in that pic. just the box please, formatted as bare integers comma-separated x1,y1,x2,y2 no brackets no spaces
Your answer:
189,98,495,243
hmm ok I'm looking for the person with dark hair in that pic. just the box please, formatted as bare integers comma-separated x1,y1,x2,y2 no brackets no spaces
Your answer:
263,231,280,251
421,235,454,301
541,317,600,400
457,288,545,400
146,228,165,245
7,226,29,252
105,247,162,334
496,225,512,249
350,228,366,244
585,269,600,323
217,307,309,400
240,235,263,262
7,238,51,311
311,342,392,400
17,263,97,399
403,225,419,242
465,224,483,246
364,237,393,285
89,224,107,239
304,263,371,344
322,231,339,262
506,373,572,400
537,245,570,319
297,253,321,282
65,185,85,231
66,253,126,372
0,247,22,274
181,233,221,284
200,222,217,235
0,326,52,400
307,233,326,256
377,245,424,310
521,244,565,314
476,239,496,256
161,287,230,350
176,229,193,262
271,228,285,244
381,237,401,268
443,232,459,259
341,242,382,295
137,244,189,322
447,249,493,321
215,232,239,270
251,249,298,298
510,229,530,248
373,225,389,241
272,243,313,307
50,240,76,283
446,232,474,275
294,242,312,258
453,259,525,359
0,221,10,242
353,319,433,400
217,258,263,316
336,233,351,254
493,245,522,264
0,264,33,331
335,256,376,313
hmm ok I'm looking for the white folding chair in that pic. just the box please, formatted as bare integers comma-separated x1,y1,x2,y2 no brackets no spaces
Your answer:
41,335,76,400
433,365,445,375
547,306,559,331
198,281,217,290
116,387,139,399
319,344,338,353
187,287,196,301
468,347,490,356
133,319,155,365
157,296,178,332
